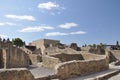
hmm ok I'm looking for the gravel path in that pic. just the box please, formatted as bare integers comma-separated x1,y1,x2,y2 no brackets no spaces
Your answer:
28,65,55,78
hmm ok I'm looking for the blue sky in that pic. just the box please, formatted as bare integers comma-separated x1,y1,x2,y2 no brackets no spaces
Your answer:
0,0,120,46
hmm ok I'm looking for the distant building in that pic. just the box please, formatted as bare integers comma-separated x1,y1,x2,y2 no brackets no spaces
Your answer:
31,39,60,54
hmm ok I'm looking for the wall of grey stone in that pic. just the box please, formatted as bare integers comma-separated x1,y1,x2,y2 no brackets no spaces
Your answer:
0,68,34,80
55,55,109,79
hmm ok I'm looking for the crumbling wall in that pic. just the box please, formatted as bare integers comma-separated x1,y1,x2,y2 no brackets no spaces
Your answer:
0,68,34,80
106,51,117,63
51,53,84,62
44,47,80,55
44,39,60,47
32,39,45,54
81,53,106,60
31,39,60,54
109,50,120,60
42,53,84,69
55,55,109,79
42,55,60,69
89,46,105,55
0,41,29,68
69,43,81,51
5,46,29,68
81,46,91,51
32,48,42,55
29,54,42,65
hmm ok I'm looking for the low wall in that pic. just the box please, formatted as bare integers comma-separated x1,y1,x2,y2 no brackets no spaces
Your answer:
55,55,109,79
81,53,106,60
0,68,34,80
42,53,84,69
51,53,84,62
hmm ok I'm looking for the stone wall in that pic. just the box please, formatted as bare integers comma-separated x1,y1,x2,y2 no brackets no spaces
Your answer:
0,68,34,80
6,46,29,68
44,39,60,47
32,48,42,55
69,43,81,51
42,53,84,69
29,54,42,65
42,53,109,79
1,46,29,68
81,46,91,51
31,39,60,54
22,46,33,54
80,53,106,60
109,50,120,60
44,47,80,55
51,53,84,62
32,39,45,54
89,46,105,55
42,55,60,69
55,55,109,79
0,41,29,68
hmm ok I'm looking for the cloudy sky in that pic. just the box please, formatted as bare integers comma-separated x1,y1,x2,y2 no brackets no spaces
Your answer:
0,0,120,46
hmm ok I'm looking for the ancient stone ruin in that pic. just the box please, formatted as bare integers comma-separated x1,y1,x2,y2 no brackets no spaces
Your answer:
0,38,119,80
42,51,109,79
0,40,29,68
31,39,60,54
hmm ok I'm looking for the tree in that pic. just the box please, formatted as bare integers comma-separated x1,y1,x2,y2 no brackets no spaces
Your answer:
12,38,24,47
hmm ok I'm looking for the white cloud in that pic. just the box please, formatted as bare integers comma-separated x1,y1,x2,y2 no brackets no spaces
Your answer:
46,32,68,36
70,31,86,35
38,2,60,10
19,27,44,32
46,31,86,36
59,22,78,29
38,1,65,15
5,14,35,21
19,26,54,32
0,22,16,26
0,34,8,38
